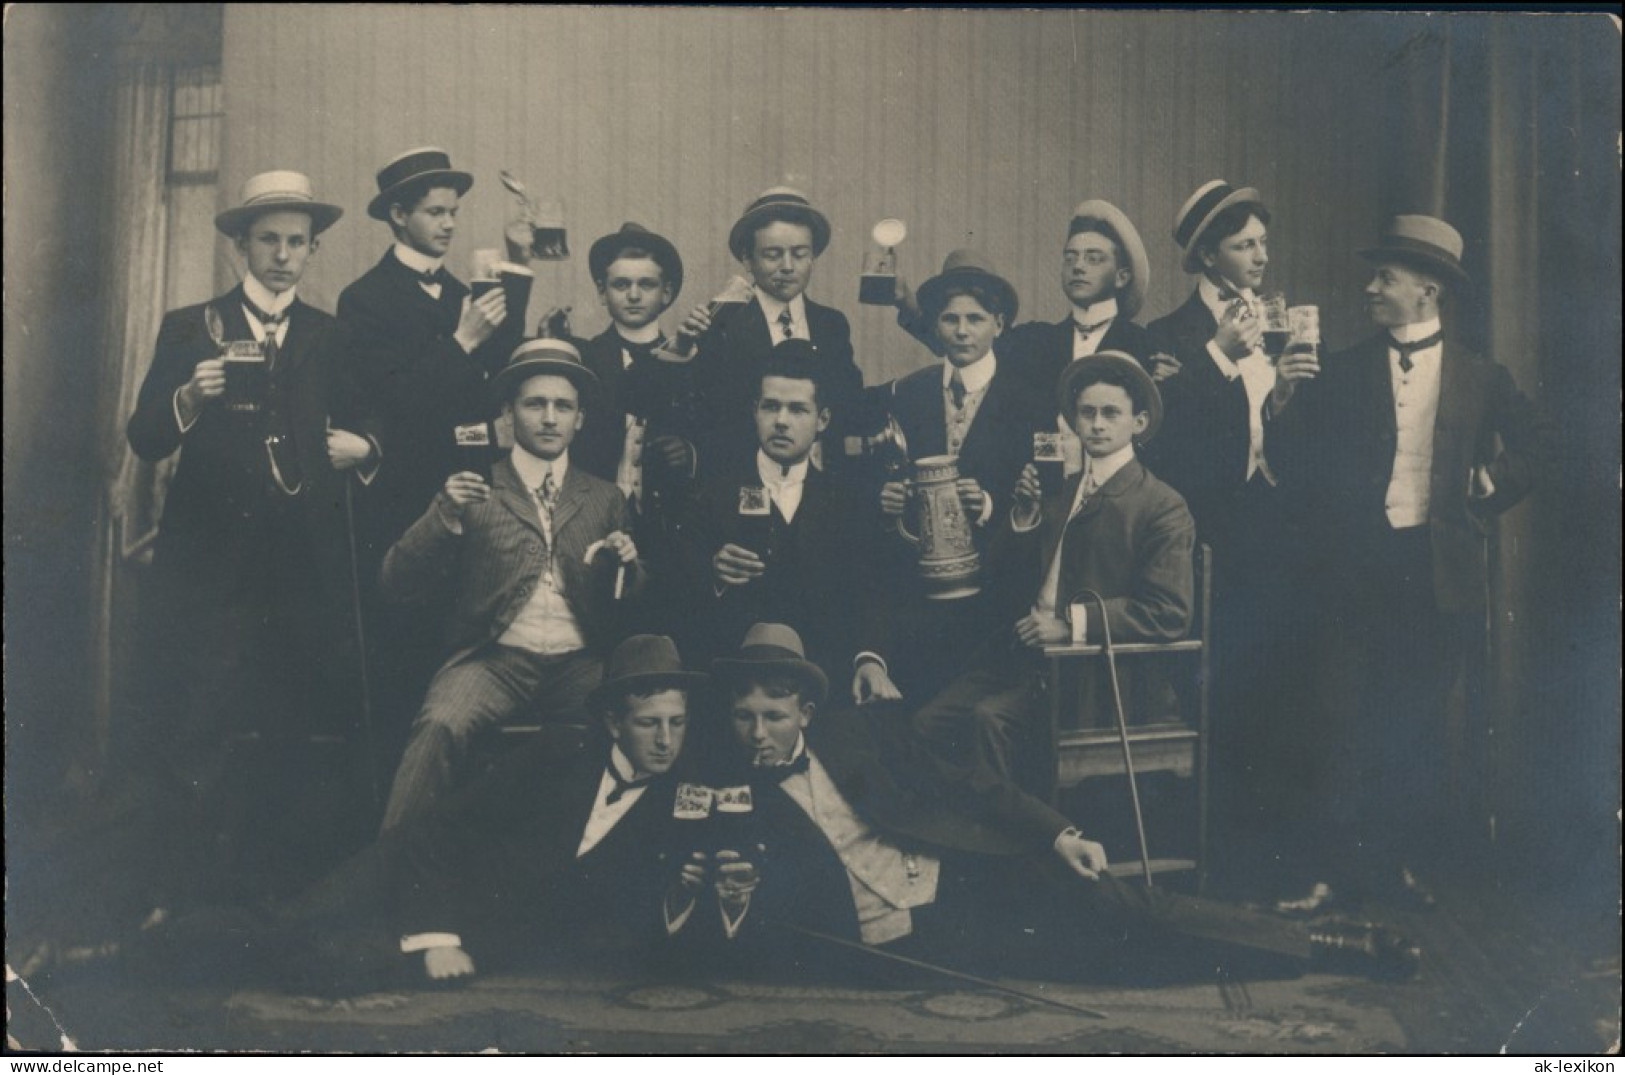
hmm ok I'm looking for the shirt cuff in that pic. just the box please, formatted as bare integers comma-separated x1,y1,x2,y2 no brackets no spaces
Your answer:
400,932,462,954
719,895,751,940
356,436,383,486
1206,340,1239,380
1011,508,1042,533
975,490,993,527
435,499,465,535
853,652,887,673
172,387,199,434
664,892,697,936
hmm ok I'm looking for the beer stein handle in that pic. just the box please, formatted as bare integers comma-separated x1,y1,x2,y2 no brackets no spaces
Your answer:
894,489,920,546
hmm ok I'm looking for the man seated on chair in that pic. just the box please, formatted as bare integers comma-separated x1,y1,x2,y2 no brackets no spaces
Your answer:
673,342,896,702
377,338,643,832
908,352,1193,850
678,623,1419,983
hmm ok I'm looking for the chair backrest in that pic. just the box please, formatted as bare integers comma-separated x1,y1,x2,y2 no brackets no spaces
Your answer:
1192,542,1213,645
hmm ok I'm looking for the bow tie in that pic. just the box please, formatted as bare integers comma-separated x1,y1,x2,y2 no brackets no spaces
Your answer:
605,769,655,805
1390,330,1443,373
1074,315,1112,338
756,753,810,781
241,296,288,330
415,266,448,288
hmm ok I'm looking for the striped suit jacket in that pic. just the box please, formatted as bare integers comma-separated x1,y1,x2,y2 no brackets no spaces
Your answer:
380,456,642,666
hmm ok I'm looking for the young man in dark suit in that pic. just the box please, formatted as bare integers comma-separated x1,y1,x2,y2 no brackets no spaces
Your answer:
872,251,1047,701
1268,215,1552,900
377,340,642,831
125,171,379,904
569,223,700,636
680,188,865,475
674,344,895,705
691,624,1418,982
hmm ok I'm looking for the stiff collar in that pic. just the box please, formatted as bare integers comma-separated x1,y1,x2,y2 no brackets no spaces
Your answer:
1390,316,1443,345
757,449,810,487
942,348,998,394
1082,442,1136,490
608,744,641,782
1197,275,1255,322
510,443,569,491
1070,296,1120,328
754,734,808,771
754,289,808,332
614,322,663,346
392,241,444,276
242,274,295,318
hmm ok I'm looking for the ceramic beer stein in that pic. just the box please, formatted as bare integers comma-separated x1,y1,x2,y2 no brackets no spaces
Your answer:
895,455,981,599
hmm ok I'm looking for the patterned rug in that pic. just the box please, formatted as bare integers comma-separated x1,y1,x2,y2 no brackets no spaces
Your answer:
12,971,1407,1053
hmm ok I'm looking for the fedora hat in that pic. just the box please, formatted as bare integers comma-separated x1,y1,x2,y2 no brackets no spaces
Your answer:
1056,349,1164,444
711,623,828,708
367,146,474,221
215,171,343,238
586,634,707,716
1068,199,1150,320
588,222,685,301
915,249,1021,326
1359,214,1468,285
490,337,600,408
1172,179,1265,274
727,187,831,261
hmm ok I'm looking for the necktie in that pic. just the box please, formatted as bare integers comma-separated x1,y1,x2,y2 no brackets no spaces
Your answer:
777,307,794,340
1074,316,1112,338
949,372,967,410
759,754,810,781
605,769,654,806
1391,330,1443,373
418,266,446,288
242,297,287,372
537,469,560,514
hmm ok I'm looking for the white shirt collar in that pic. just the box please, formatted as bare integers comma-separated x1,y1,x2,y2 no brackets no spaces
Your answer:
615,322,663,346
242,274,295,318
392,241,444,276
1197,276,1254,320
754,289,808,330
510,443,569,491
1390,317,1443,345
1070,296,1119,328
608,745,640,782
942,348,998,394
754,734,808,770
757,449,810,487
1082,442,1136,490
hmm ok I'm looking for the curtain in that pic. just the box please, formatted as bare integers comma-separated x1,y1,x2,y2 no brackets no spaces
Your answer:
89,61,173,763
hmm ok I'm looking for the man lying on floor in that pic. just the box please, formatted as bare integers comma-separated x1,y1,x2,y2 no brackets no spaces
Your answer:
670,623,1421,984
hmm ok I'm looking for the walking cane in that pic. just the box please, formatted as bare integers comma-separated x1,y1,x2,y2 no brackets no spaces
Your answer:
776,921,1108,1019
1071,590,1155,886
342,474,382,813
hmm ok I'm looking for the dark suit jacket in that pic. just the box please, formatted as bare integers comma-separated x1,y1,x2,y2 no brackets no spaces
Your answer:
1269,333,1548,614
673,458,881,679
1142,290,1254,542
337,249,523,553
395,740,685,963
1000,316,1153,403
690,295,864,474
381,455,641,667
126,286,375,646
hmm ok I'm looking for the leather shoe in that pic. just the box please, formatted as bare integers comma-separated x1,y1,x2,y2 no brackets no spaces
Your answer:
1309,917,1422,981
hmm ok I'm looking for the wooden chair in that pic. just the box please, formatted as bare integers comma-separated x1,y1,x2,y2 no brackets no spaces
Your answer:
1041,543,1212,890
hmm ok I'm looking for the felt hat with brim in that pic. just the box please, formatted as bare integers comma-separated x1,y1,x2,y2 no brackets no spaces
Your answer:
915,249,1021,325
1068,199,1150,320
1056,350,1164,444
1359,214,1468,285
588,222,685,301
367,146,474,221
1173,179,1265,274
728,187,831,261
490,337,600,408
586,634,707,716
215,171,343,238
711,623,828,708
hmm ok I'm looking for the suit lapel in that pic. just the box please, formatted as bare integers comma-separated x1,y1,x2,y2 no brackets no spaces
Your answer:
1361,335,1399,440
1434,339,1467,440
277,298,316,374
1041,472,1086,567
549,464,590,538
493,458,547,539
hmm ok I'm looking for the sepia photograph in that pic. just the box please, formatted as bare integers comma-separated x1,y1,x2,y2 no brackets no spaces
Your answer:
4,3,1620,1056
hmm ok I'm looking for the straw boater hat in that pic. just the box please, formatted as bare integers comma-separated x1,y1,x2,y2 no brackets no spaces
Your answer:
1172,179,1265,275
915,249,1021,325
214,171,343,238
588,222,685,301
490,337,600,406
1359,214,1468,285
1055,350,1164,444
1068,199,1150,320
711,623,828,707
727,187,832,261
586,634,707,716
366,146,474,221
